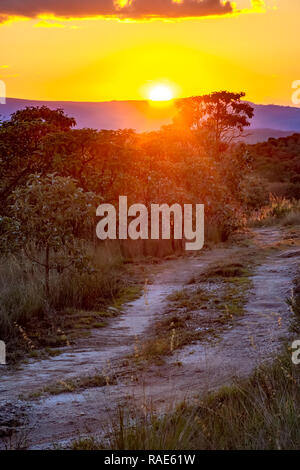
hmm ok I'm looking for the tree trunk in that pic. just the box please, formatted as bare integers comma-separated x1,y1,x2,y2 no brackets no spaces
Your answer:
45,245,50,297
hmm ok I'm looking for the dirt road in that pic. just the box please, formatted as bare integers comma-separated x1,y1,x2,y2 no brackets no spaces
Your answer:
0,227,299,449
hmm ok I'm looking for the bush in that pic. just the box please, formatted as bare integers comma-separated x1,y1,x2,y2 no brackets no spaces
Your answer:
249,195,300,227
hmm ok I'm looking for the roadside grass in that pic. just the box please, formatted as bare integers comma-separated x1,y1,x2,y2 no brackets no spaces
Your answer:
167,287,210,309
282,211,300,227
0,250,142,364
201,263,251,280
249,195,300,228
287,274,300,335
20,372,115,401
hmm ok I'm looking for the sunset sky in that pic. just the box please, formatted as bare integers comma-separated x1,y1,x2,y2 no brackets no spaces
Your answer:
0,0,299,105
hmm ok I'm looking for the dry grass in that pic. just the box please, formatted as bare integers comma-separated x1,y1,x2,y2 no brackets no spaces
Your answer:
0,244,141,362
22,372,115,400
249,195,300,227
282,211,300,227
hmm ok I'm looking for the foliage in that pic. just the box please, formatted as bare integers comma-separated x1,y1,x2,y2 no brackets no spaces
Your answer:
0,106,76,212
249,195,300,227
0,93,258,253
249,133,300,200
10,174,99,295
173,91,254,152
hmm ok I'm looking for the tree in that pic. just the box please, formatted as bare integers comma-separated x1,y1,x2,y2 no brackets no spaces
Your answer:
0,106,76,211
9,105,76,130
10,174,98,297
174,91,254,153
41,128,100,190
42,128,136,201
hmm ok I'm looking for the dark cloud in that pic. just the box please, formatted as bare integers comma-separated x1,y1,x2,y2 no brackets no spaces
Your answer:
0,0,234,22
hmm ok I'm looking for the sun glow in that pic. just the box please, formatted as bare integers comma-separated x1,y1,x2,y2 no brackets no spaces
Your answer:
148,85,173,102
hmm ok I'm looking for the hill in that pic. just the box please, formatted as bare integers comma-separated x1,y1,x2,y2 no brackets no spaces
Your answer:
1,98,300,140
249,132,300,199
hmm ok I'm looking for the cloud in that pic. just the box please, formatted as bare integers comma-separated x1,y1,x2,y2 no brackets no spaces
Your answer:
35,20,65,28
0,0,235,23
114,0,234,18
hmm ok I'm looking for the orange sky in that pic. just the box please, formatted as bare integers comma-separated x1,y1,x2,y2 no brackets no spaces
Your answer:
0,0,299,105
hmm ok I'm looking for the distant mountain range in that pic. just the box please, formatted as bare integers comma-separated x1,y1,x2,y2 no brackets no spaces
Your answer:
1,97,300,144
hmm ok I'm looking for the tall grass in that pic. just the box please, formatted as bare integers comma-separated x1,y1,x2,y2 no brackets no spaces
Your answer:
249,195,300,227
0,242,124,349
0,255,45,339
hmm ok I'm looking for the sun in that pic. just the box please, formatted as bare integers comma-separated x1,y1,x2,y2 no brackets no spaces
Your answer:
148,85,173,102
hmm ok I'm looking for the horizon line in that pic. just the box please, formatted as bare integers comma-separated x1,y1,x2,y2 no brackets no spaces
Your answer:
3,96,300,110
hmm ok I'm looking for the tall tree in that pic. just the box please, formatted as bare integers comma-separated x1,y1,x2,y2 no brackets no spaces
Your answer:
174,91,254,153
0,106,75,210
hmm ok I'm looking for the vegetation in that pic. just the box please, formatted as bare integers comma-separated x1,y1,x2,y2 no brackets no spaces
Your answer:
21,372,115,400
174,91,254,151
0,248,141,362
249,133,300,201
250,195,300,227
11,174,99,296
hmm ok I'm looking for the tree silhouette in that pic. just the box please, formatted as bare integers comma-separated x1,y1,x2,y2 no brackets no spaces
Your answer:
174,91,254,152
0,106,75,211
